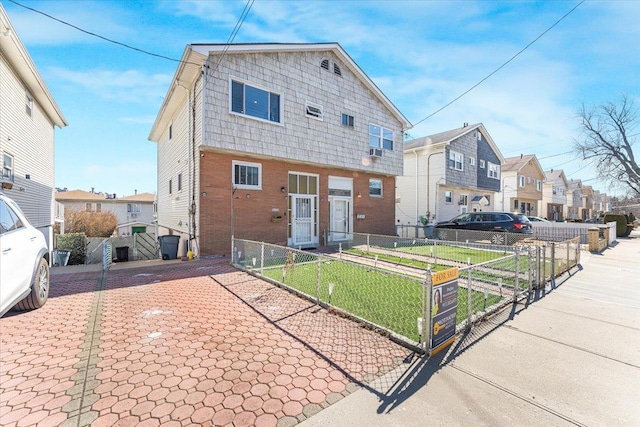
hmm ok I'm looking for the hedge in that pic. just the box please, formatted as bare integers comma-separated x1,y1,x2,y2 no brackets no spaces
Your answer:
56,233,86,265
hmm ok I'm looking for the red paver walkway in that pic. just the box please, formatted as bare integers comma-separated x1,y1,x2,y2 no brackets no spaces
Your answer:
1,258,407,426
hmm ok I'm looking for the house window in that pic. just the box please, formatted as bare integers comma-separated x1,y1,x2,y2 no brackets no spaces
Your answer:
369,179,383,197
230,79,281,123
445,191,453,204
178,173,182,191
86,203,92,212
127,203,141,213
26,93,33,117
479,159,485,168
449,150,463,171
96,203,101,212
514,199,519,209
459,195,468,205
369,124,393,150
2,154,13,182
519,175,525,187
468,157,476,166
169,179,172,195
536,180,542,191
169,124,172,140
233,160,262,190
487,162,500,179
341,113,354,127
305,102,323,120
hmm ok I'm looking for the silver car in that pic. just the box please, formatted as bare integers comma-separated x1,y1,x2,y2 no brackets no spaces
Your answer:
0,192,50,317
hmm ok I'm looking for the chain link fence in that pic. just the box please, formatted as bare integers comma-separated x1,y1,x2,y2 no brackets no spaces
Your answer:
232,238,537,353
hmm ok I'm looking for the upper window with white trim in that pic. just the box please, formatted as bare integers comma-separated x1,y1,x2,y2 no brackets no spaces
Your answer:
369,124,393,150
449,150,463,171
230,79,281,124
2,153,14,182
233,160,262,190
536,179,542,191
341,113,354,127
519,175,525,187
305,102,323,121
26,93,33,117
488,162,500,179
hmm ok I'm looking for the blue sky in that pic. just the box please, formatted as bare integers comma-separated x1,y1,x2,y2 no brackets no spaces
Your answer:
4,0,639,197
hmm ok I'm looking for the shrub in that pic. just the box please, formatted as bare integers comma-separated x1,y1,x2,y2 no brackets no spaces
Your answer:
56,233,86,265
65,209,117,237
603,214,630,237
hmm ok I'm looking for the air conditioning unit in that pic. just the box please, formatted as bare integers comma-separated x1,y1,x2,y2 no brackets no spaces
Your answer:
129,212,138,218
369,148,383,158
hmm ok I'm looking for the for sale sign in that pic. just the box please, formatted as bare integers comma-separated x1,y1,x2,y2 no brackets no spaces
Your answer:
430,267,459,354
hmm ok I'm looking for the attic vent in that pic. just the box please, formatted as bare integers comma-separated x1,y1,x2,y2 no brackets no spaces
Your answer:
333,63,342,76
321,59,330,70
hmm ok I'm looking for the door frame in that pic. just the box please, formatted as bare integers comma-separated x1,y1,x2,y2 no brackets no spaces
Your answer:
329,196,352,242
291,194,316,248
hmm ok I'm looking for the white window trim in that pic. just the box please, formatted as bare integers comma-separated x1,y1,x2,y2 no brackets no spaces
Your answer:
445,190,453,204
487,162,500,179
536,179,542,191
479,159,485,168
232,160,262,190
449,150,464,171
127,203,142,213
519,175,525,187
229,76,283,126
305,102,323,121
468,156,476,166
2,153,14,182
369,123,394,151
369,178,383,197
342,113,354,128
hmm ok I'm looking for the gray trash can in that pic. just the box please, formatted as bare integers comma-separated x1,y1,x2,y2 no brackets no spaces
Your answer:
53,249,71,266
159,235,180,260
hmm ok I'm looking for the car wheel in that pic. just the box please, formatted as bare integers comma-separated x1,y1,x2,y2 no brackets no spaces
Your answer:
490,233,505,245
16,257,50,310
437,230,448,241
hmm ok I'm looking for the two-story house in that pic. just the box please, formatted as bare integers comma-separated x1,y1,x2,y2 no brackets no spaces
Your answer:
55,189,156,235
566,179,583,220
149,43,411,256
0,5,67,250
396,123,504,225
540,169,568,221
582,185,594,220
498,154,544,216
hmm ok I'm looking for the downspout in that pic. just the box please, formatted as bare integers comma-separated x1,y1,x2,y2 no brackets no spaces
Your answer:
413,149,419,224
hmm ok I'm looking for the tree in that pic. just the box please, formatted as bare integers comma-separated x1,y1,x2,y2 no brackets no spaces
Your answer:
574,94,640,196
64,208,117,237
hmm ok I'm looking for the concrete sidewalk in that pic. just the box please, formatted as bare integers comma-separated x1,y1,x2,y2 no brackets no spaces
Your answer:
300,230,640,427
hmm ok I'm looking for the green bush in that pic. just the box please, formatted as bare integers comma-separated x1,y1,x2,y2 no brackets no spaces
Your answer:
56,233,86,265
603,214,630,237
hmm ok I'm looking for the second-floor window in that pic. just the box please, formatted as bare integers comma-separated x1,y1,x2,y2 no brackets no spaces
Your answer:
519,175,525,187
487,162,500,179
369,124,393,150
449,150,463,171
233,160,262,190
26,93,33,117
445,191,453,203
2,154,13,182
127,203,141,213
178,173,182,191
342,113,354,127
536,180,542,191
231,79,281,123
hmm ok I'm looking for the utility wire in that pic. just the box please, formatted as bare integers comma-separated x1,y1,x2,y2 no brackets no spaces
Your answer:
412,0,585,127
7,0,201,66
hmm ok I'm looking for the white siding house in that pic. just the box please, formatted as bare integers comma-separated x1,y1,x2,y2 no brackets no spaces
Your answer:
149,43,411,255
0,5,67,250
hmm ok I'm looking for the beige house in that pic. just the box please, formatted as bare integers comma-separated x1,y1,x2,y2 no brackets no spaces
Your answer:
0,5,67,250
566,179,584,220
498,154,544,216
55,190,156,235
149,43,411,256
541,170,568,221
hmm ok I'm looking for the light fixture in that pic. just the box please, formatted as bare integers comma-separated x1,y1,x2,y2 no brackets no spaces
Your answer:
357,192,362,198
280,186,286,193
246,193,250,199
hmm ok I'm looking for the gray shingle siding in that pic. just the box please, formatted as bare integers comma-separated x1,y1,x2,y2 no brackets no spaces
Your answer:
445,133,477,187
476,135,500,191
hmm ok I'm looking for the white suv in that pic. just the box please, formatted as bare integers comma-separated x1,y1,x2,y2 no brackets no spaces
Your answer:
0,192,50,317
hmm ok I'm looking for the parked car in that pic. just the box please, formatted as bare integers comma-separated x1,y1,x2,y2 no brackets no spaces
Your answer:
528,216,550,222
0,192,50,317
434,211,533,244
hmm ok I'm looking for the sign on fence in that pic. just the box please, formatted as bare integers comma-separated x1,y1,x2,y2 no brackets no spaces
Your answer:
431,267,459,354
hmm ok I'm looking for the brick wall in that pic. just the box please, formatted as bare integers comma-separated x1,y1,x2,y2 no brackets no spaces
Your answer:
199,151,396,255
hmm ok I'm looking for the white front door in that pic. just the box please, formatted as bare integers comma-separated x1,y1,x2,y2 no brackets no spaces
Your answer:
330,198,350,241
292,195,314,247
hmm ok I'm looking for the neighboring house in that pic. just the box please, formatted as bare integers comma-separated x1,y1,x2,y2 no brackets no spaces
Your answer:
396,123,504,225
592,190,610,216
55,190,156,235
540,170,568,221
149,43,411,256
498,154,544,216
566,179,584,220
0,5,67,250
582,185,594,219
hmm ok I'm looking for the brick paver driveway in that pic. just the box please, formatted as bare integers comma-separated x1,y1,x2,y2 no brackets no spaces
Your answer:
1,259,408,427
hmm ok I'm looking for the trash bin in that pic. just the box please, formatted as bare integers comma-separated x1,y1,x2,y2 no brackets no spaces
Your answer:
159,235,180,260
53,249,71,266
115,246,129,262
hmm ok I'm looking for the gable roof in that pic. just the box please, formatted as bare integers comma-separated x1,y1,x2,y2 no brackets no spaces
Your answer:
55,190,105,201
149,43,411,142
403,123,505,163
0,5,67,128
502,154,543,175
119,192,155,202
567,179,582,191
544,169,568,187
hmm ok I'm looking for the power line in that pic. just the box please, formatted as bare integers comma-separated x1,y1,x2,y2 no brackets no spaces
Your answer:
7,0,200,66
412,0,585,127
